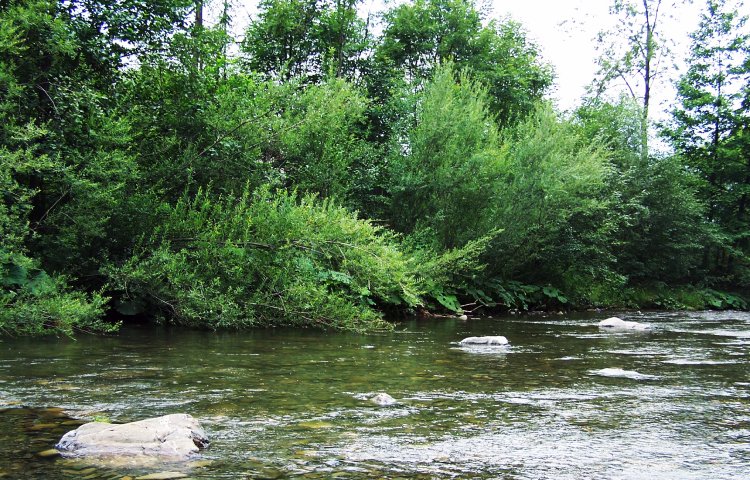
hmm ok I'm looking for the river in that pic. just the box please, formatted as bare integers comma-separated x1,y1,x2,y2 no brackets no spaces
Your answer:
1,311,748,479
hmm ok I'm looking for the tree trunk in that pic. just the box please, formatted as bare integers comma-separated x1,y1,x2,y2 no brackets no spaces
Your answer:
194,1,204,72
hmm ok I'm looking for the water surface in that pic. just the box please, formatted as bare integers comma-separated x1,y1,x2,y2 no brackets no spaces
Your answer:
1,311,748,478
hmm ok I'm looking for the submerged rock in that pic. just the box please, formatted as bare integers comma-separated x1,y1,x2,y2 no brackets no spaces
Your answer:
55,414,209,459
370,393,398,406
598,317,651,331
459,336,509,346
134,473,189,480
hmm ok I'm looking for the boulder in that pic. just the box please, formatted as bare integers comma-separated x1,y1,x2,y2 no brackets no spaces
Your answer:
459,336,509,346
370,393,398,406
56,414,208,459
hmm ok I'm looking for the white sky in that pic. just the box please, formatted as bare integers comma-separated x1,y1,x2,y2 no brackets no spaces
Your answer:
223,0,742,114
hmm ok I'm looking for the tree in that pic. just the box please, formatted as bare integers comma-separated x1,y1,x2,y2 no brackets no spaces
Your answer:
387,64,503,249
59,0,192,87
593,0,677,161
0,0,143,277
666,0,750,283
576,97,707,286
241,0,370,81
486,104,609,291
375,0,552,126
376,0,483,81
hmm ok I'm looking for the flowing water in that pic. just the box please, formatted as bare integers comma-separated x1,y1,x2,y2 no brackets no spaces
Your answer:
0,311,749,479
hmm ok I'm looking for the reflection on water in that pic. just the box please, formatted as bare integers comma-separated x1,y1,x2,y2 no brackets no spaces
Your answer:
1,311,749,479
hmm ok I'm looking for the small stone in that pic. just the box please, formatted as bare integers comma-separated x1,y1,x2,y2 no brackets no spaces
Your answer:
37,449,60,458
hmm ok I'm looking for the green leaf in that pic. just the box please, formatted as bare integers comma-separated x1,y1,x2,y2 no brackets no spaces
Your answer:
542,286,568,304
328,271,352,285
434,292,462,313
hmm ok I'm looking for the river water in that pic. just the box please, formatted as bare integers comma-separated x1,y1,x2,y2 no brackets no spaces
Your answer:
0,311,748,479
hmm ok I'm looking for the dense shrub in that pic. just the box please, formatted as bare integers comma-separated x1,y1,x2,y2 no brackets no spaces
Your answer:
107,187,420,332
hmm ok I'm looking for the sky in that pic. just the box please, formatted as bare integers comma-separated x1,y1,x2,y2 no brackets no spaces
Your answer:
224,0,721,113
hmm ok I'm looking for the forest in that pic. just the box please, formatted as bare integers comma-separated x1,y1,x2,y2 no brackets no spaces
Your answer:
1,0,748,336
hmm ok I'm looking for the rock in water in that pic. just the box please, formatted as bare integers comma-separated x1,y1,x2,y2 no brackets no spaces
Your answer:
135,473,189,480
459,336,509,345
370,393,397,406
598,317,651,331
589,368,659,381
56,414,208,459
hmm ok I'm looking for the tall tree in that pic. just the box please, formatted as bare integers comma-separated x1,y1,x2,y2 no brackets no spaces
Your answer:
593,0,676,161
666,0,750,282
576,97,707,285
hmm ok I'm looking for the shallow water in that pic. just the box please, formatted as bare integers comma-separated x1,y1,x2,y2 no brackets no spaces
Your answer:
1,311,749,479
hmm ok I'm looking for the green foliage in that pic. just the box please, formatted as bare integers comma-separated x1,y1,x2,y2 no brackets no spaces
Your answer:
277,77,373,199
119,44,282,198
107,187,420,331
575,97,708,286
0,250,113,336
620,285,748,310
241,0,370,81
389,64,503,249
0,0,142,278
407,231,498,312
0,127,115,336
487,104,610,290
664,0,750,286
1,0,748,336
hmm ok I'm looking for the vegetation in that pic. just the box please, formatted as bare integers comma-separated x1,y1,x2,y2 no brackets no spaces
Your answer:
0,0,748,335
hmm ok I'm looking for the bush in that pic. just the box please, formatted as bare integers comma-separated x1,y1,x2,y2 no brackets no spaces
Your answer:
107,187,421,332
0,251,112,336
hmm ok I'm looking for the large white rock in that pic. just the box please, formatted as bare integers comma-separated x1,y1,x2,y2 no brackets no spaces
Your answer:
598,317,651,331
459,336,509,345
56,414,209,459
